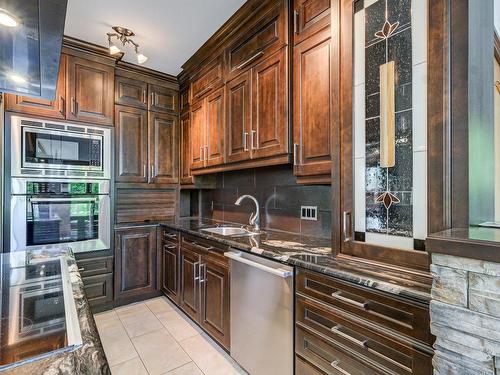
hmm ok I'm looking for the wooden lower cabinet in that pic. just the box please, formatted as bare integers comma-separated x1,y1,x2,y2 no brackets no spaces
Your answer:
199,254,230,349
115,226,158,300
76,255,114,308
295,268,433,375
165,233,230,350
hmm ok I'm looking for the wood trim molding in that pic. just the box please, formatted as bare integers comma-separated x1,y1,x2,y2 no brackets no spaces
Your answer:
62,35,119,66
116,61,178,87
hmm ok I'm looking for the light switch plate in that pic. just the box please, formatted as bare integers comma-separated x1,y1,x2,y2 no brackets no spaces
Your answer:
301,206,318,221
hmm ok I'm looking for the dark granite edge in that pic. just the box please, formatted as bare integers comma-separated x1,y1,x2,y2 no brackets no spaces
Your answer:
1,253,110,375
162,220,431,304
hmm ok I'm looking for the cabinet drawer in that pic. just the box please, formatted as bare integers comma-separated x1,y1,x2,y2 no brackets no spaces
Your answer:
226,0,286,79
115,76,148,108
296,356,327,375
296,326,384,375
296,296,432,375
296,269,432,344
163,229,180,244
191,55,224,100
77,256,113,277
82,273,113,306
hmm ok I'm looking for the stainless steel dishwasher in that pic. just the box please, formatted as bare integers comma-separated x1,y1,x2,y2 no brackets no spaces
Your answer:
224,250,294,375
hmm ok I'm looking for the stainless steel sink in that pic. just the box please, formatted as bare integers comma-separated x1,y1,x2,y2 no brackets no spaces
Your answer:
201,226,256,237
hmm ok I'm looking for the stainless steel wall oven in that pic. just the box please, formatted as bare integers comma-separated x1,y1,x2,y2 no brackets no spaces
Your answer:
10,179,111,253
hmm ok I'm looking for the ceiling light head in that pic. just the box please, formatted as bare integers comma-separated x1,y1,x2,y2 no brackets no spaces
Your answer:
0,8,20,28
107,26,148,65
137,53,148,64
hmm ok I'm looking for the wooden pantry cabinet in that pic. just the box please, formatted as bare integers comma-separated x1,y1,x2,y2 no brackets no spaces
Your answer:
114,66,179,187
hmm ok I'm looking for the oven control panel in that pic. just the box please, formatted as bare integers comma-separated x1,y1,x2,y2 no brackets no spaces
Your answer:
26,181,99,195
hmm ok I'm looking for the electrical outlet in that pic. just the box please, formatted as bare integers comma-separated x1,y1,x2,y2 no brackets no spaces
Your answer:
301,206,318,221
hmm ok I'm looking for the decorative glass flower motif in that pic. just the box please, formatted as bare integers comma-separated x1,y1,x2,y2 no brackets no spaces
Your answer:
375,20,400,40
376,191,400,210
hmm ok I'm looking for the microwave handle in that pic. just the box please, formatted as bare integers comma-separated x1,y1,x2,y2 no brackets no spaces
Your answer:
28,197,98,203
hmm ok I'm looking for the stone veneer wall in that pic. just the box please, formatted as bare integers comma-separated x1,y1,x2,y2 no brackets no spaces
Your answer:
430,253,500,374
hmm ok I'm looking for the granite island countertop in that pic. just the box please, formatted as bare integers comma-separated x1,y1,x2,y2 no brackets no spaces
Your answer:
0,247,110,375
163,217,432,303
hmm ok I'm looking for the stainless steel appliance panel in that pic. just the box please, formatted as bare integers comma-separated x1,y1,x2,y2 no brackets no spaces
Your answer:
226,251,294,375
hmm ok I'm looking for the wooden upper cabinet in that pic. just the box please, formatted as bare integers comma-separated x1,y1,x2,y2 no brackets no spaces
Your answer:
293,27,332,179
226,0,287,80
115,105,148,183
226,70,252,164
149,111,179,184
149,84,179,113
251,48,288,159
115,226,158,300
5,55,67,119
180,112,193,185
66,55,114,126
115,76,148,109
180,85,190,114
190,100,206,170
293,0,331,45
191,55,224,101
205,88,225,167
189,88,225,170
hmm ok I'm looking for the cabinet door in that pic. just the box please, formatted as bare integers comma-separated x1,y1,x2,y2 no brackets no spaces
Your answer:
251,48,288,159
66,55,114,125
115,76,148,109
162,243,179,303
180,112,193,184
82,273,113,307
179,246,202,321
149,112,179,184
149,84,179,113
293,0,331,45
115,226,157,300
293,29,332,178
115,105,148,183
226,71,252,163
205,87,225,167
190,100,206,170
4,54,67,119
200,256,230,350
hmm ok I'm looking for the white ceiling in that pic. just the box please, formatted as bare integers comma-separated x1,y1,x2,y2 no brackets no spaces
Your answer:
64,0,246,76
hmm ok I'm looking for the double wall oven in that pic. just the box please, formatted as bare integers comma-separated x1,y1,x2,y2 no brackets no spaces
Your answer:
8,115,111,253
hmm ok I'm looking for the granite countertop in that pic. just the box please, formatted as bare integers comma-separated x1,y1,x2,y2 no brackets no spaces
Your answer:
0,247,110,375
163,217,432,303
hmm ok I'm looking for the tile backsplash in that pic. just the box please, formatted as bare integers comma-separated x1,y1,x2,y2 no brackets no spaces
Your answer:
197,165,332,239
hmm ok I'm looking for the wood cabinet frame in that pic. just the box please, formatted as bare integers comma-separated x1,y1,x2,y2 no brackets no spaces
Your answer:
334,0,448,272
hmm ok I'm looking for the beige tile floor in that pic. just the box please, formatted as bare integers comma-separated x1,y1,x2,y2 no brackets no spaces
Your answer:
94,297,247,375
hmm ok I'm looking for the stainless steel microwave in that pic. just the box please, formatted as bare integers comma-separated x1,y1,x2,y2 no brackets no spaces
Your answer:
10,115,111,180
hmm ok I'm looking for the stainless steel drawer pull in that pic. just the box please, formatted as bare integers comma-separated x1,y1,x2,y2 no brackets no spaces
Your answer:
331,325,367,348
331,291,368,309
243,132,249,151
78,267,85,272
234,51,264,71
165,233,177,239
330,360,350,375
194,261,200,281
164,245,177,250
199,263,207,283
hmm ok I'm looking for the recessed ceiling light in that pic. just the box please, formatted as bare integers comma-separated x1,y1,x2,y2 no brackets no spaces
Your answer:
9,74,27,84
0,8,20,28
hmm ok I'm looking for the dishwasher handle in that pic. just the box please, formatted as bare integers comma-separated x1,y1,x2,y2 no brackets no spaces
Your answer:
224,251,293,278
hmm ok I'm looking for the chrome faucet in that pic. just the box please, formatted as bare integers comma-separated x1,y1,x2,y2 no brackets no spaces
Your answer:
234,195,260,232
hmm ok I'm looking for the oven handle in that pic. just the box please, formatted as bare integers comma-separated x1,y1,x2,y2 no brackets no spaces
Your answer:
28,197,98,203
